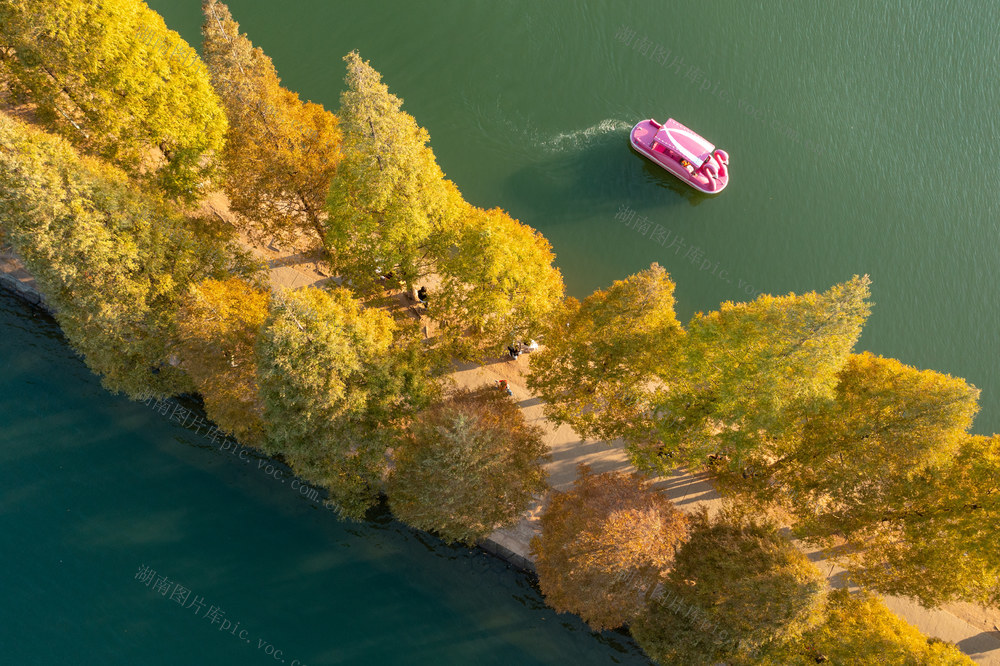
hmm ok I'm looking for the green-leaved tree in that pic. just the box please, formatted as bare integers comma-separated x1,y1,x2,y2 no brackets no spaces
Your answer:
631,509,826,665
0,0,227,199
256,286,410,519
0,111,256,398
388,385,549,544
327,51,460,297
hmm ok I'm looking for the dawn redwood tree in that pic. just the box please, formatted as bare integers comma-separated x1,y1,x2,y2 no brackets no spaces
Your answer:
757,589,973,665
430,202,565,362
775,353,995,606
0,112,257,398
633,275,872,480
388,386,549,544
531,464,689,631
631,509,826,666
327,50,461,298
527,263,683,443
255,286,402,519
173,278,271,447
201,0,342,247
0,0,226,199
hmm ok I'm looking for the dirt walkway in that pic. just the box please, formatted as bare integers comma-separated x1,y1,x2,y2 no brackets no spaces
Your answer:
191,195,1000,664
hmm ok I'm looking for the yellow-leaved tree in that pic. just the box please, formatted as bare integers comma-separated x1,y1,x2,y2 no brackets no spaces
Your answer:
173,278,271,447
0,111,258,398
531,464,688,631
635,275,872,480
429,203,565,362
201,0,342,247
0,0,227,199
777,353,996,606
758,589,973,665
527,263,683,442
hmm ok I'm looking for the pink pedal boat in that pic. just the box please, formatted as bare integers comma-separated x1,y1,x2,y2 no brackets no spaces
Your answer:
630,118,729,194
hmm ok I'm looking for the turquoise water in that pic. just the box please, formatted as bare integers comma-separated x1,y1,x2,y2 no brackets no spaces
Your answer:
150,0,1000,434
6,0,1000,661
0,293,648,663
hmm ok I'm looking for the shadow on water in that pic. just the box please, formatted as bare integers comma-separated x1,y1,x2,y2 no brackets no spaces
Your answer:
502,126,710,226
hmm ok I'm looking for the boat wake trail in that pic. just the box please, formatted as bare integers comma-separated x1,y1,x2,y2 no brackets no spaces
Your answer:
541,119,632,153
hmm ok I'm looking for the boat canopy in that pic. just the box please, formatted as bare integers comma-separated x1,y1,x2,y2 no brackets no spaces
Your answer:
652,118,715,168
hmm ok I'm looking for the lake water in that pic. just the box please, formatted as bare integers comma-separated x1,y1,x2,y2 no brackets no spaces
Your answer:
0,291,648,664
5,0,999,661
152,0,1000,434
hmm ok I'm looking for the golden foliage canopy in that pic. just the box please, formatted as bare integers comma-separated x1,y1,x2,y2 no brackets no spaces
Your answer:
0,0,227,199
201,0,342,246
531,464,688,631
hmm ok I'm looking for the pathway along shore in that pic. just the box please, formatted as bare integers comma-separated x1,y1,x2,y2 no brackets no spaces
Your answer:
3,231,999,663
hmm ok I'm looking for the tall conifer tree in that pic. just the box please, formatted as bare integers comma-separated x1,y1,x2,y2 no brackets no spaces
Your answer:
527,263,682,442
327,51,460,298
201,0,342,247
635,275,872,477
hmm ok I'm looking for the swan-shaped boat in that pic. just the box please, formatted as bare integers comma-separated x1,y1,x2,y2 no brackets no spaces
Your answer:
630,118,729,194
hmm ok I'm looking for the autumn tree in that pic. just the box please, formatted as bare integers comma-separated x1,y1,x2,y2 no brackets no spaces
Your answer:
0,112,257,398
631,509,826,665
256,286,417,519
633,275,872,480
530,464,688,631
429,203,565,361
388,386,549,544
327,51,461,297
757,589,973,665
773,353,996,606
172,278,270,447
201,0,342,246
527,263,682,442
0,0,226,199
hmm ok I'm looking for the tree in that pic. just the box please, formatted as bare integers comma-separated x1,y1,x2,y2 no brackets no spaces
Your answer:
631,509,826,665
0,111,257,398
255,286,403,519
633,275,872,480
757,589,973,665
530,464,688,631
201,0,342,247
776,353,993,606
0,0,227,199
429,203,564,361
327,51,460,297
172,278,270,447
527,263,683,442
388,386,549,544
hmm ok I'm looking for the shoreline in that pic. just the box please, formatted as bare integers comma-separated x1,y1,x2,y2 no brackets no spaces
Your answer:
0,251,535,572
0,252,51,314
4,244,999,664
